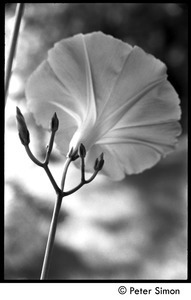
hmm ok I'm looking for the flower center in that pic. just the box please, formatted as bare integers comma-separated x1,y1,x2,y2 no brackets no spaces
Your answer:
69,119,98,153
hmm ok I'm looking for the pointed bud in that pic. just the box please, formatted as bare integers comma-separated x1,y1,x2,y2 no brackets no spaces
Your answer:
99,152,104,161
51,112,59,132
97,158,104,171
16,107,30,146
67,147,79,161
67,147,73,158
79,143,86,158
94,157,99,171
94,153,104,171
72,149,79,161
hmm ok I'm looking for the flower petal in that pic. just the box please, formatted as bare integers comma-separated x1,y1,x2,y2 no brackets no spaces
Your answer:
67,31,133,150
92,45,169,138
93,67,181,177
96,121,181,177
48,34,98,151
113,80,181,129
104,143,163,176
82,118,181,179
26,61,79,154
83,32,133,116
26,32,182,180
48,34,96,121
26,61,81,124
84,144,125,181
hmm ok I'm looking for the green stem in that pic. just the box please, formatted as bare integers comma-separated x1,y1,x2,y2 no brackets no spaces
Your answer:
5,3,25,106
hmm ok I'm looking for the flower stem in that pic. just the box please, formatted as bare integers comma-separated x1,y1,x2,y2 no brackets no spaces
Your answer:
60,157,72,191
40,192,62,280
44,131,56,165
81,156,85,182
25,145,44,167
63,168,100,196
16,109,104,280
5,3,25,106
25,145,60,194
44,164,60,195
40,156,72,280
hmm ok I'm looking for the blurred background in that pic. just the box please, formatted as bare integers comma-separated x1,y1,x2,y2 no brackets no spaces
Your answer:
5,3,187,280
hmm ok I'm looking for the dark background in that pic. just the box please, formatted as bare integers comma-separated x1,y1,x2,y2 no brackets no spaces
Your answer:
5,3,187,280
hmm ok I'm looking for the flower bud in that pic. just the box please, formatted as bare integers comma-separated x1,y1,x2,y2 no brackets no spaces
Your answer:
51,112,59,132
68,147,74,158
16,107,30,146
68,147,79,160
99,152,104,161
79,143,86,158
94,158,99,171
97,157,104,171
94,152,104,171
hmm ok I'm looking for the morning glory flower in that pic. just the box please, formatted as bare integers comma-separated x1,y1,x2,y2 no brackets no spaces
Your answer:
26,32,181,180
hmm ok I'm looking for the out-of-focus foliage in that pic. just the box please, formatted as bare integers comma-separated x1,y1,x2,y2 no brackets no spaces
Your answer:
5,3,187,280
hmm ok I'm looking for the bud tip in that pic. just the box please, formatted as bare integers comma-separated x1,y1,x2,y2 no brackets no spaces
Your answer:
79,143,86,158
51,112,59,132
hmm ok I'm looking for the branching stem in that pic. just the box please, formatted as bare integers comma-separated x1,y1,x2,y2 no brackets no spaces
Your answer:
40,156,72,280
25,145,60,194
63,168,99,196
21,128,103,280
25,145,44,167
44,164,60,195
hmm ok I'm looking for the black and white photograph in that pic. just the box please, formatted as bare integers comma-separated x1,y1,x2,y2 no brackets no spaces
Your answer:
4,3,188,288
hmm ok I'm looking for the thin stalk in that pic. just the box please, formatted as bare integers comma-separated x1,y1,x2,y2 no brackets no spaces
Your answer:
81,156,85,182
5,3,25,105
44,165,60,195
44,131,56,165
40,157,72,280
16,108,104,280
25,145,60,194
40,192,62,280
63,169,99,196
25,145,44,167
60,157,72,191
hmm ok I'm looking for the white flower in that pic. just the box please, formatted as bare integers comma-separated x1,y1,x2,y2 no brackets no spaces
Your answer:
26,32,181,180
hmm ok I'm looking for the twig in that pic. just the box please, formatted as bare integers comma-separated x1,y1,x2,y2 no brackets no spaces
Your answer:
5,3,25,106
40,192,62,279
40,156,72,280
16,108,104,279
